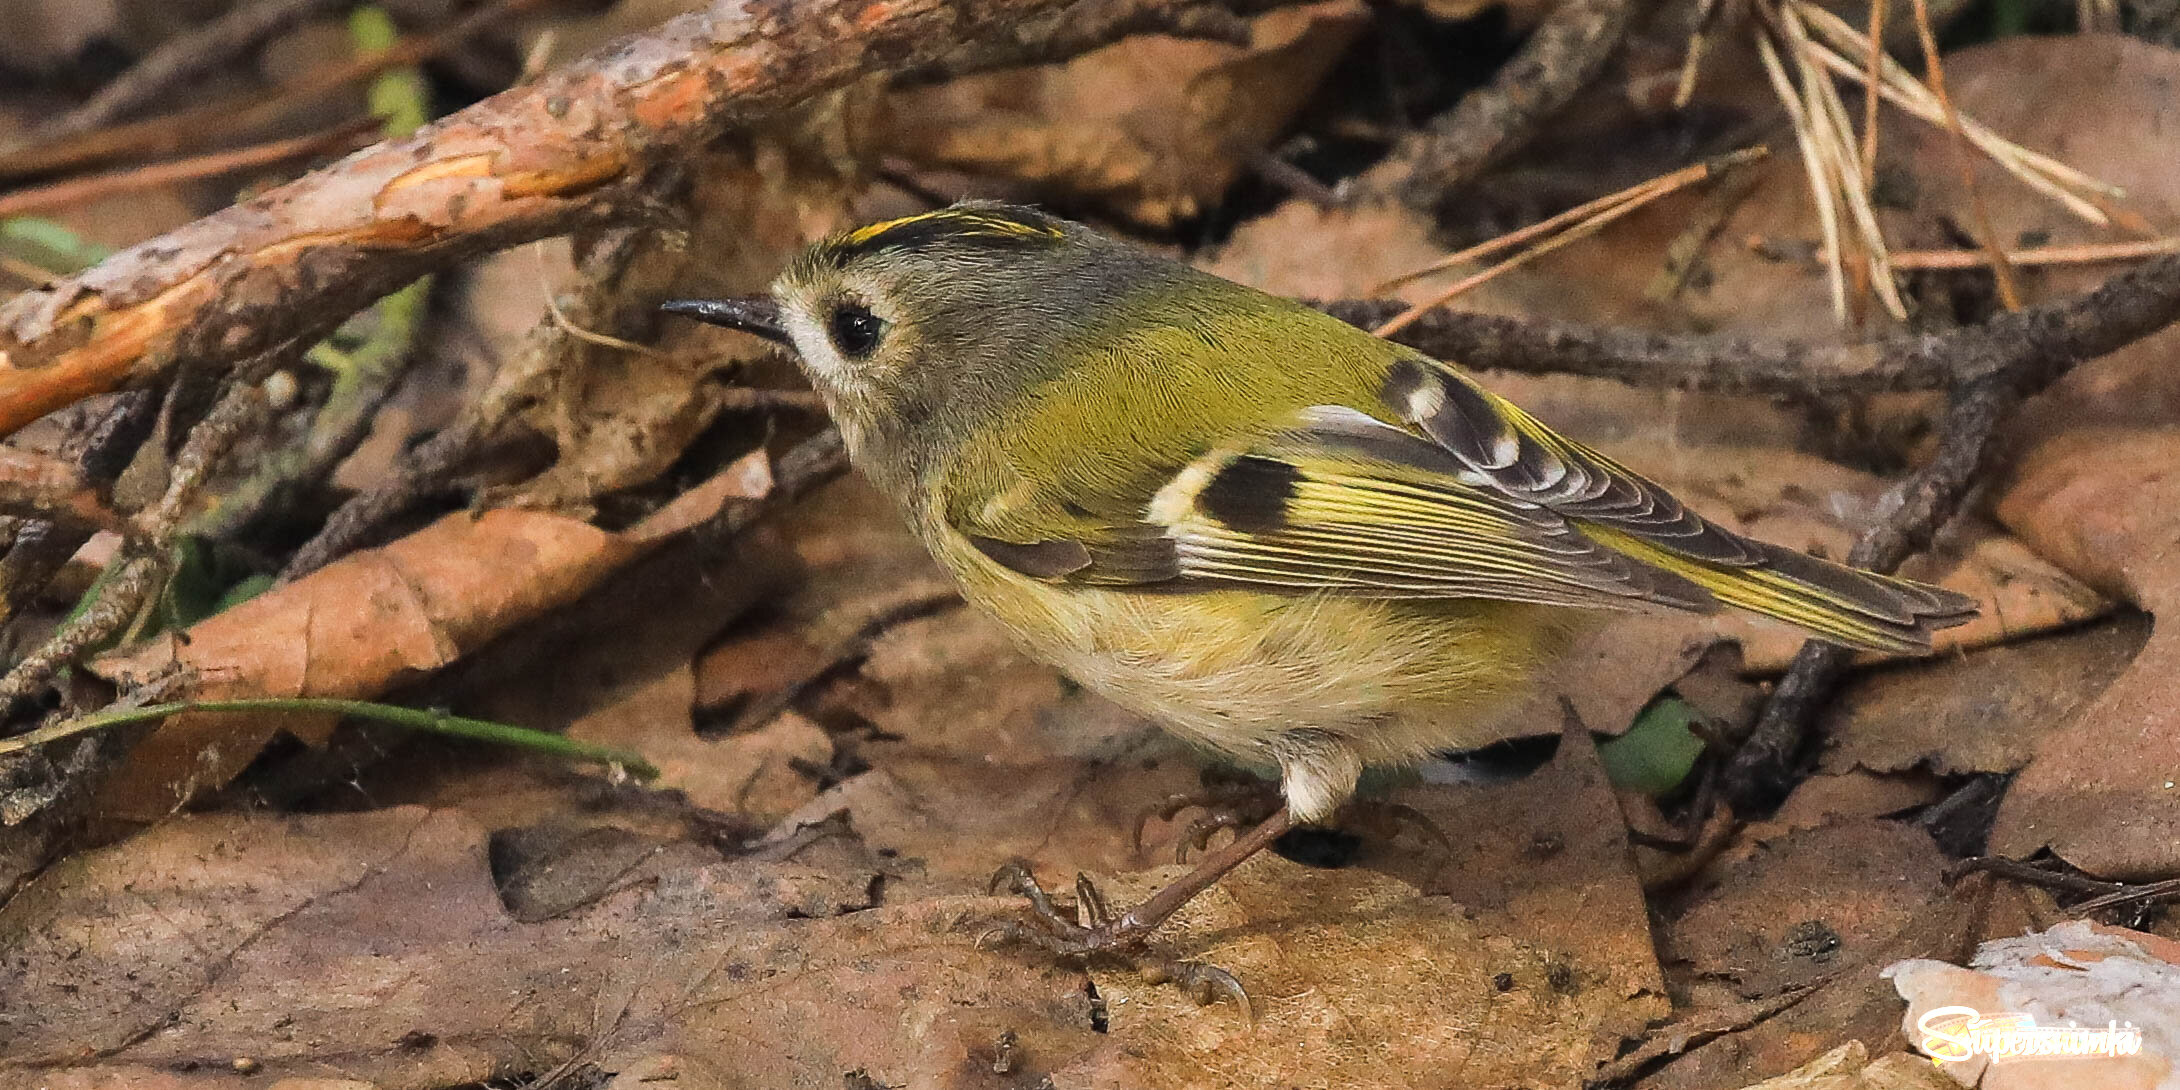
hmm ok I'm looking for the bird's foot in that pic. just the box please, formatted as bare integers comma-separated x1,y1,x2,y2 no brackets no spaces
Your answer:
1135,784,1282,861
983,860,1252,1017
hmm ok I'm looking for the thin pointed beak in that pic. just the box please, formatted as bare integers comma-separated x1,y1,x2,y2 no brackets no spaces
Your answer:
660,296,789,345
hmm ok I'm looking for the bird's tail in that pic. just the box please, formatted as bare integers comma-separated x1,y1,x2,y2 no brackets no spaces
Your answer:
1594,530,1979,653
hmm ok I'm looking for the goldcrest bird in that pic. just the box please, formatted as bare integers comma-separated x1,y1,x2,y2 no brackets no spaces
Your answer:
663,202,1976,963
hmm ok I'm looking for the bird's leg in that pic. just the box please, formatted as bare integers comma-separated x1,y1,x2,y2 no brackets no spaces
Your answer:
989,806,1298,955
1138,784,1453,863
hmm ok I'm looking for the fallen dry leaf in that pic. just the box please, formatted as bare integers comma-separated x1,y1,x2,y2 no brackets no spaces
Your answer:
84,449,774,822
1767,770,1947,836
885,2,1366,226
1907,35,2180,445
494,118,869,513
1200,197,1458,305
1887,919,2180,1090
1642,886,1981,1090
1667,820,1952,1001
1379,722,1671,1047
1078,852,1650,1090
1989,430,2180,880
1819,614,2149,778
0,805,1110,1089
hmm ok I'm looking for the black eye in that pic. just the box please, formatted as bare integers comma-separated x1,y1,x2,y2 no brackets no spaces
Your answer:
827,302,884,358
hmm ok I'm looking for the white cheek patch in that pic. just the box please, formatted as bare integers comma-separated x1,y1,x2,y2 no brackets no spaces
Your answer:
782,309,855,391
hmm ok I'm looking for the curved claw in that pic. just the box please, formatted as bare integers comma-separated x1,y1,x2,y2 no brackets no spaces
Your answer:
1131,782,1280,857
1132,792,1213,855
988,858,1040,897
1074,873,1112,929
1177,810,1247,862
1151,959,1254,1022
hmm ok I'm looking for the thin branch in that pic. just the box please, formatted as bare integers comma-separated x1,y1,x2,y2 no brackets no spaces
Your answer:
0,555,165,709
0,121,379,220
1320,249,2180,397
1723,370,2038,811
1377,0,1639,208
0,392,158,626
0,448,129,535
279,415,488,582
12,0,352,147
1587,983,1824,1086
0,0,547,182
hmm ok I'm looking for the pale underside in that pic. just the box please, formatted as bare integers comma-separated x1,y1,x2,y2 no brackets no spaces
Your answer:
927,518,1581,823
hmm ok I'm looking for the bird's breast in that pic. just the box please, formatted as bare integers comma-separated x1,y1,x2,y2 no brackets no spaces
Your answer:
924,523,1574,769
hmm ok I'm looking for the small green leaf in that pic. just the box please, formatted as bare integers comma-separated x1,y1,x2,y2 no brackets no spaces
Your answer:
2,217,114,274
211,573,276,615
1598,695,1707,796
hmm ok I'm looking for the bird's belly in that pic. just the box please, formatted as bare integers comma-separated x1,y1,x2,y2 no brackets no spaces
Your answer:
965,573,1573,771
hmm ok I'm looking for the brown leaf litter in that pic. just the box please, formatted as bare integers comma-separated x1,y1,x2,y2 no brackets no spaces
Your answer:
884,2,1366,226
83,449,773,823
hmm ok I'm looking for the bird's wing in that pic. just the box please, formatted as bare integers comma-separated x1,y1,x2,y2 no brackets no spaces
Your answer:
1372,355,1978,650
950,401,1720,615
952,350,1977,651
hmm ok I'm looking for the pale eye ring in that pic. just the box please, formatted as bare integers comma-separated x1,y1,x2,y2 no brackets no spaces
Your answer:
827,301,884,358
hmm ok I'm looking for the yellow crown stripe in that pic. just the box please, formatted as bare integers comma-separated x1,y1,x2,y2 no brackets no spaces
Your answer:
838,208,1065,249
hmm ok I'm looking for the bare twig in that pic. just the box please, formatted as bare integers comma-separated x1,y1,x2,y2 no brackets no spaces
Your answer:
902,0,1258,80
1587,983,1824,1086
0,120,378,221
1949,855,2125,897
0,392,159,625
0,0,547,182
1377,0,1638,208
0,376,272,711
2070,877,2180,915
1321,249,2180,397
12,0,352,147
1723,373,2026,811
0,0,1309,442
136,381,271,540
0,449,128,535
715,388,831,415
1948,855,2180,920
279,415,487,581
0,555,165,710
